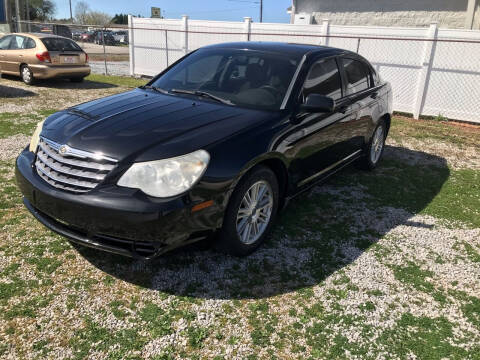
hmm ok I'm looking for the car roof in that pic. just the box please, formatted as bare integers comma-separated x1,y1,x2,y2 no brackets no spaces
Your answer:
12,32,71,40
202,41,352,58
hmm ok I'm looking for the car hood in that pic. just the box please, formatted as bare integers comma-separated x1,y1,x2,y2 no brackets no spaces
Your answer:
41,89,276,162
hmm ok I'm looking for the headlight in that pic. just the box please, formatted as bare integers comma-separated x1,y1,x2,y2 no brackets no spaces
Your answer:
29,120,45,153
117,150,210,197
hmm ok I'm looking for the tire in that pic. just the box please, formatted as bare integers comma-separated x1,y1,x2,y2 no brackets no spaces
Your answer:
357,119,387,170
216,165,279,256
70,77,85,83
20,65,35,85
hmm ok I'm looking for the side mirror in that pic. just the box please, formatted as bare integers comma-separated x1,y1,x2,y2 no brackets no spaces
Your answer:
300,94,335,113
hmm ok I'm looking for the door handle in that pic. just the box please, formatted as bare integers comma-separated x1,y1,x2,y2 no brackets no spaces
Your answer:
371,92,378,99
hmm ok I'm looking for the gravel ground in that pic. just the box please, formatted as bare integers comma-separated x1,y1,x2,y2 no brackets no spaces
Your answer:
89,61,130,77
0,75,479,359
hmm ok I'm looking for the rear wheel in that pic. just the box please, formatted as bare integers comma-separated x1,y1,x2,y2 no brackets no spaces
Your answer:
70,77,85,83
357,120,386,170
20,65,35,85
217,166,279,256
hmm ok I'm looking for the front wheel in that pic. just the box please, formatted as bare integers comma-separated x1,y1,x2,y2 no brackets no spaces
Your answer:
357,120,387,170
217,166,279,256
21,65,35,85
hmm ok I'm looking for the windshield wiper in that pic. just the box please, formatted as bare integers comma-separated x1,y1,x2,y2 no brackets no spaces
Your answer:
140,85,170,95
170,89,234,106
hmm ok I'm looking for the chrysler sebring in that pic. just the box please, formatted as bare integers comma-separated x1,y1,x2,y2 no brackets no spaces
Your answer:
16,42,392,258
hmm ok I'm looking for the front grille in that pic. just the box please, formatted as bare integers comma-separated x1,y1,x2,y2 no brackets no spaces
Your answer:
35,137,117,193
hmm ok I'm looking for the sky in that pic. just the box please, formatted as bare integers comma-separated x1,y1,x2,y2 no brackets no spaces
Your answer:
54,0,292,23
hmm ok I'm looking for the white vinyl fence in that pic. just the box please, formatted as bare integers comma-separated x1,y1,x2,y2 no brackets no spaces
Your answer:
128,16,480,123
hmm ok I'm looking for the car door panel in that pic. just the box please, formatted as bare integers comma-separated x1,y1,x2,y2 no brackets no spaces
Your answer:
0,35,12,72
337,57,381,154
281,57,359,187
3,36,26,74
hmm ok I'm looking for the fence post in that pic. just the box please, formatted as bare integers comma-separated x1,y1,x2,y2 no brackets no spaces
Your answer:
244,17,252,41
128,15,135,76
102,27,108,75
320,19,330,46
413,22,438,119
182,15,189,55
165,30,169,67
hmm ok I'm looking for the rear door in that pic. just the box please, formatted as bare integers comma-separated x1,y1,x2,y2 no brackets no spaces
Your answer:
40,37,87,66
339,57,378,152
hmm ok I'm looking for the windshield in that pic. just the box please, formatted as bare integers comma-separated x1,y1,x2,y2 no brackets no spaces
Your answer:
151,49,301,110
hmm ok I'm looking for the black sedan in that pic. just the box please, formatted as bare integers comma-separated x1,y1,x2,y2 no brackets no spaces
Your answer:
16,42,392,258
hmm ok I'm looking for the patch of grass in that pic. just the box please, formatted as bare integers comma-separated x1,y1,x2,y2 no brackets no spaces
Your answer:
392,261,434,293
187,326,209,349
377,313,468,359
462,296,480,327
69,317,147,359
139,302,173,337
248,301,278,347
109,300,128,320
85,74,147,88
462,242,480,263
0,277,38,302
26,256,62,275
333,158,480,228
4,294,53,320
390,116,480,150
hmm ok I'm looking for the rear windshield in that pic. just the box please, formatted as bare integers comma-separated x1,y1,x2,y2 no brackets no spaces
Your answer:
41,38,82,52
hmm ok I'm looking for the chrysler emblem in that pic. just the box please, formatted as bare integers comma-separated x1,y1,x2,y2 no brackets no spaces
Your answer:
59,145,68,155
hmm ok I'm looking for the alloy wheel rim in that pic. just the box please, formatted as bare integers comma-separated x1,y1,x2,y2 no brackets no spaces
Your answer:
22,68,31,82
236,180,273,245
370,126,384,164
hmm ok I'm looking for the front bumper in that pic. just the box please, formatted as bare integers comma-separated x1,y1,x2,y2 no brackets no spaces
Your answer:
16,149,223,259
30,64,91,79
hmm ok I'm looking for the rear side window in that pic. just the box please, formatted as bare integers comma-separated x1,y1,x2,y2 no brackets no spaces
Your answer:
303,58,342,100
41,38,82,51
24,38,36,49
342,58,370,94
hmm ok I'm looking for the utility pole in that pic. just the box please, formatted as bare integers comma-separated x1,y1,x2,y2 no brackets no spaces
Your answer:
260,0,263,22
69,0,73,23
25,0,31,32
15,0,21,32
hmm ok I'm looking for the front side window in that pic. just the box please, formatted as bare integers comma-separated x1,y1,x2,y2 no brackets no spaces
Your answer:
342,58,370,94
303,58,342,100
0,36,12,50
152,49,301,110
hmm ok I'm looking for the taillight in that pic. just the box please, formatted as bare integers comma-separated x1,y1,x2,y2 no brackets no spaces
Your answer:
85,53,89,63
36,51,51,63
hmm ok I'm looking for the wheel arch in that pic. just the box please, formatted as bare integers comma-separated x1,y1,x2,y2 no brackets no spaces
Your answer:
226,152,290,210
19,62,29,74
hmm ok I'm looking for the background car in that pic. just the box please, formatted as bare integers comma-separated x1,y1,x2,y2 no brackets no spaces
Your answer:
16,42,392,258
94,30,116,45
0,33,90,84
112,30,128,44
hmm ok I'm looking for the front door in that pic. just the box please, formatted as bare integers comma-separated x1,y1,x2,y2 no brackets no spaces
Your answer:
3,35,27,74
284,57,358,188
0,35,12,72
